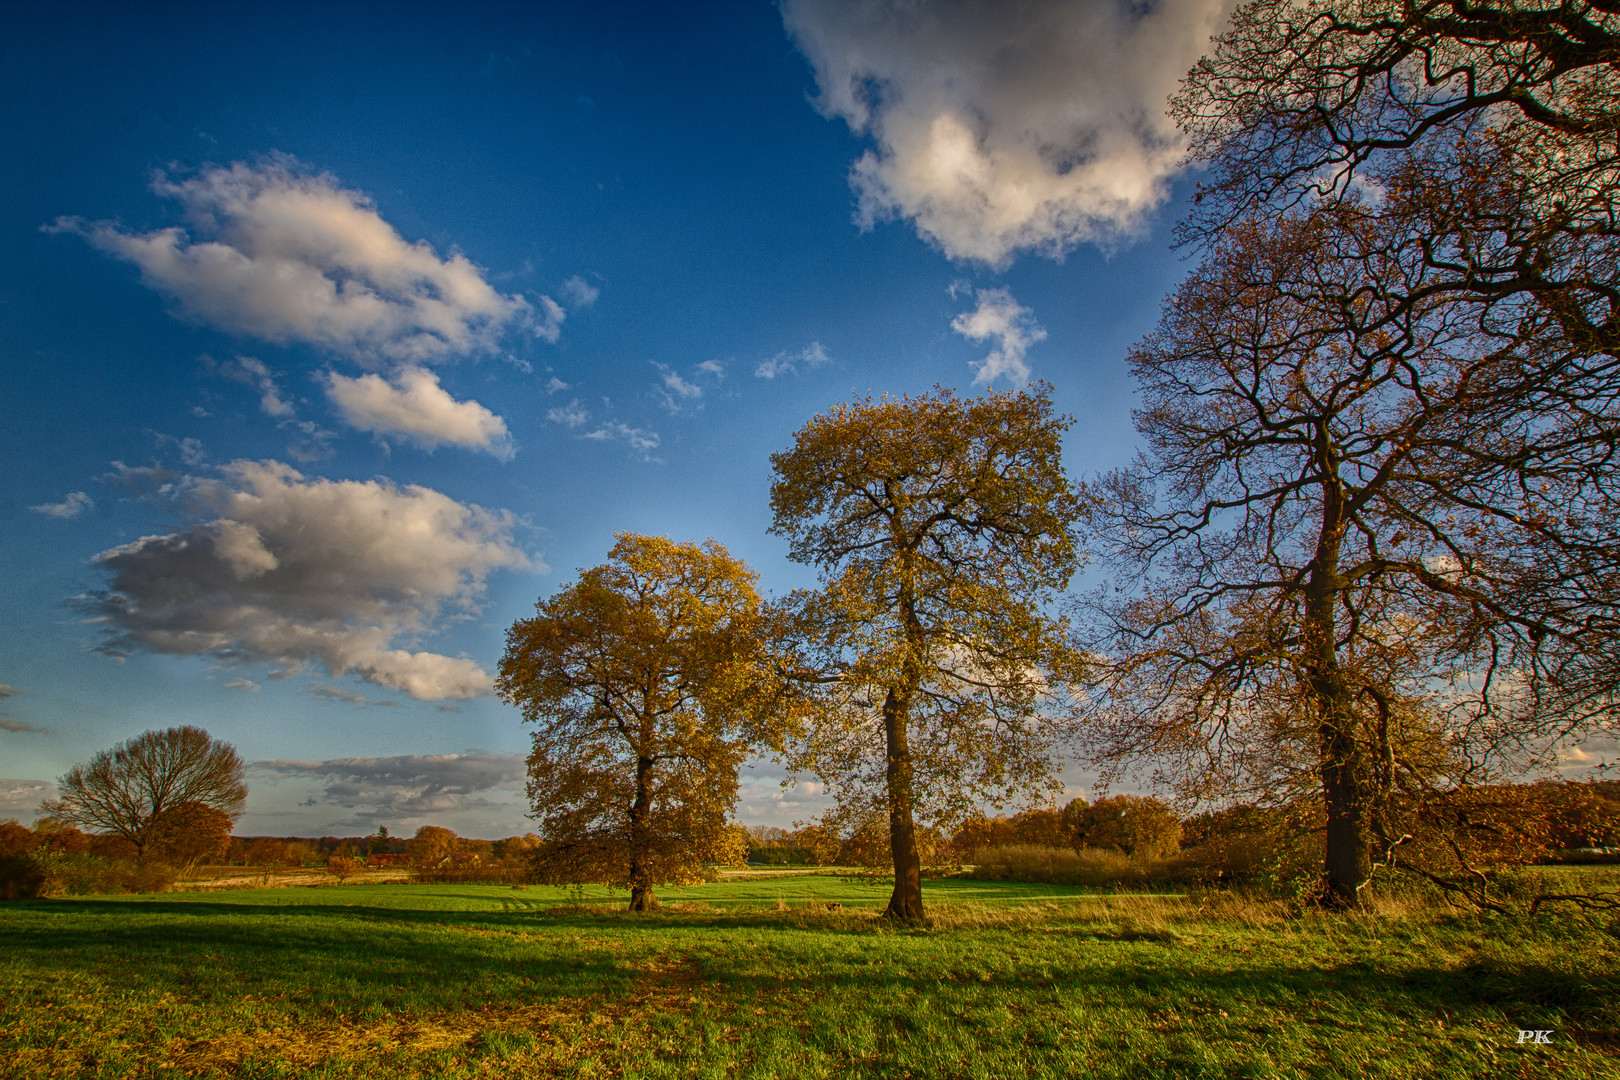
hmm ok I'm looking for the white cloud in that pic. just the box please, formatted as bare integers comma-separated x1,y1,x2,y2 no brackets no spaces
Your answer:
696,359,725,379
50,158,534,365
782,0,1229,266
0,779,57,821
324,366,514,460
951,287,1046,385
1555,733,1620,779
560,275,600,309
223,678,260,692
734,762,836,829
83,459,535,700
755,341,831,380
532,295,567,344
30,492,93,519
653,362,705,413
546,398,590,428
583,421,661,458
214,355,295,418
249,753,526,825
162,436,210,468
544,376,570,394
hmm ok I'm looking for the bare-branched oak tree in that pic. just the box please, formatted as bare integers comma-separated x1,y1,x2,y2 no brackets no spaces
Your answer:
497,533,770,911
1083,192,1620,905
1077,0,1620,908
769,385,1088,920
43,726,247,863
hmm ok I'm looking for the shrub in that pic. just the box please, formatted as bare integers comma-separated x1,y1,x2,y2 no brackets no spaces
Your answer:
1071,796,1183,859
968,845,1149,888
411,852,531,884
38,854,176,896
0,854,46,900
325,854,365,882
0,820,36,858
751,845,816,866
1176,804,1320,895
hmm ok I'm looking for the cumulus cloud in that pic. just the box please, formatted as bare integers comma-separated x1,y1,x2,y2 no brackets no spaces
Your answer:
324,367,514,459
754,341,831,380
782,0,1229,266
49,159,536,365
559,275,600,309
545,376,570,394
250,753,526,824
30,492,94,519
951,287,1046,385
82,459,535,700
1555,733,1620,779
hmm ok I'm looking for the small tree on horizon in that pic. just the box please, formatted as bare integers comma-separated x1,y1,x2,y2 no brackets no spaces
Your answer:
42,726,246,864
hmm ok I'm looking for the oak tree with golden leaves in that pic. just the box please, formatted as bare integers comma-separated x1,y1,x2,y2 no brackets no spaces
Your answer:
768,385,1088,920
497,533,769,911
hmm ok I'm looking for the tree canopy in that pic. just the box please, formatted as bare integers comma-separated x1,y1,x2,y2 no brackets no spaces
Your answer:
496,533,770,911
768,384,1088,919
42,726,246,863
1079,0,1620,906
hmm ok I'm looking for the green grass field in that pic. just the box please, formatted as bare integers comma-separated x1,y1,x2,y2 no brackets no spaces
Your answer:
3,870,1617,1079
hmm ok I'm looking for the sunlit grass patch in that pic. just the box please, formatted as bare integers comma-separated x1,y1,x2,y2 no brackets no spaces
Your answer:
3,873,1618,1078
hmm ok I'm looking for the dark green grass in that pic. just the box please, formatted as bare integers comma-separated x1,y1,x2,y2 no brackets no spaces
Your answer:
2,873,1616,1078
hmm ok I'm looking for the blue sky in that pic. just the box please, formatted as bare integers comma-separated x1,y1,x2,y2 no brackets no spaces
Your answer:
1,0,1234,837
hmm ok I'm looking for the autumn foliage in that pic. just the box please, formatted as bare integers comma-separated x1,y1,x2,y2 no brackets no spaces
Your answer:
498,534,778,910
768,385,1088,919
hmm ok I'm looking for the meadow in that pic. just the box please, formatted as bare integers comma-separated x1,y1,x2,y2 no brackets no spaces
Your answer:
2,869,1617,1079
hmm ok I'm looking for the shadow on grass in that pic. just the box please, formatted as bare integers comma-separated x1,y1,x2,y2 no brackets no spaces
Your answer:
8,899,1616,1039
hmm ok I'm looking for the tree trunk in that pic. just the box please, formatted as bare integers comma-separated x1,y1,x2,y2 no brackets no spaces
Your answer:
882,542,926,921
1319,714,1371,907
1305,447,1370,908
882,684,925,921
627,753,658,913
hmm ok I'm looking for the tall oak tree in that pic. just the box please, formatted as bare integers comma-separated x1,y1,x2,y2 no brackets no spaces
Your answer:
497,533,769,911
769,385,1087,919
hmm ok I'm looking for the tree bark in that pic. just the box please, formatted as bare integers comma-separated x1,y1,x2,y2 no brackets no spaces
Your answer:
883,683,924,921
883,546,926,921
1305,452,1370,908
627,753,658,912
